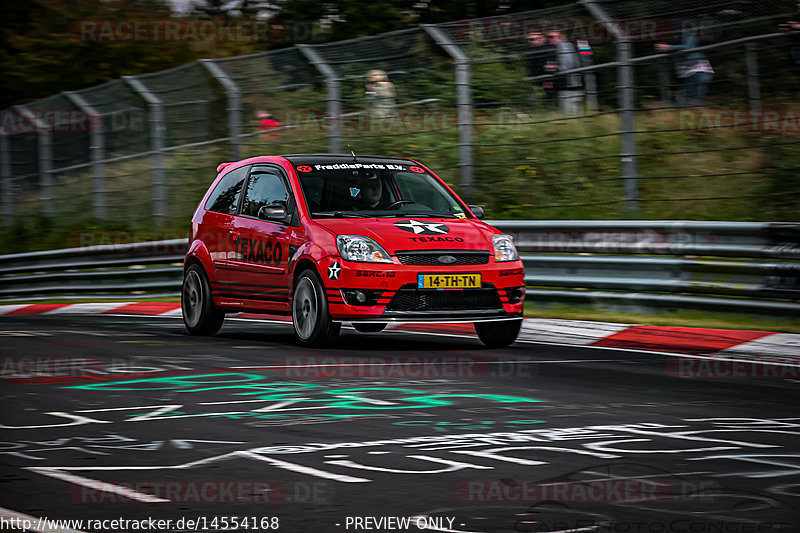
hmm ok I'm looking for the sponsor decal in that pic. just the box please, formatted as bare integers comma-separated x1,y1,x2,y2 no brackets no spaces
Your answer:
328,262,341,280
296,165,313,173
394,220,450,235
354,271,396,278
234,237,282,266
408,166,425,173
311,163,405,171
409,236,463,243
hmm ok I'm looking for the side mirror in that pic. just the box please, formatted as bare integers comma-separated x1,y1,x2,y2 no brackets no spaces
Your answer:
468,205,485,219
258,203,287,222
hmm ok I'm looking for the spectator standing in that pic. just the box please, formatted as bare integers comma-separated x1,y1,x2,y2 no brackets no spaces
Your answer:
365,69,396,119
779,0,800,74
526,31,557,107
656,26,714,107
256,109,282,137
547,30,584,115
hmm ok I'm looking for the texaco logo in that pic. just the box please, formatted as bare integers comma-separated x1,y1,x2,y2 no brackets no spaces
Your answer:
394,220,450,235
297,165,313,173
327,261,341,280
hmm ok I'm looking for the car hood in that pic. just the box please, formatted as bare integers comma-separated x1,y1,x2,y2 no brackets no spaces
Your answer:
313,217,497,254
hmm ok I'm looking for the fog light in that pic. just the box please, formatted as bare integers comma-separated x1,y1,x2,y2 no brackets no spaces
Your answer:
509,287,525,303
355,290,366,303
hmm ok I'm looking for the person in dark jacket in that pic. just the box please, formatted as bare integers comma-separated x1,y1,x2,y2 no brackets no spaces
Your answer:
779,0,800,74
547,30,584,115
526,30,557,106
656,27,714,107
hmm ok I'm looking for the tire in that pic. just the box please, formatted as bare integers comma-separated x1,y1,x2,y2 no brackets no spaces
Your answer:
352,323,387,333
292,269,340,346
475,319,522,348
182,263,224,336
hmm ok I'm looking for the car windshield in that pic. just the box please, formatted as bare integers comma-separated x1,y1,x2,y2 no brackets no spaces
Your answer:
294,162,469,219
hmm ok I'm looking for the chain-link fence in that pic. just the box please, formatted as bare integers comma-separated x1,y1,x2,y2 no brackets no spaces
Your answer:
1,0,798,239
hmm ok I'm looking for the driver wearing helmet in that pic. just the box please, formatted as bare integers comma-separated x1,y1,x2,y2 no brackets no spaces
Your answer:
354,172,388,209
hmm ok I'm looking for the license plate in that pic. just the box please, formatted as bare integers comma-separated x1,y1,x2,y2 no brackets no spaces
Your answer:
417,273,481,289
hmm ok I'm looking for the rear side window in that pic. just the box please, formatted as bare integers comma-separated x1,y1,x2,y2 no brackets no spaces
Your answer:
205,165,249,214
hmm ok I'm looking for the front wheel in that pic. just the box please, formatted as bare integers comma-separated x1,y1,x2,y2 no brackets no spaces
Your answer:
292,269,340,346
182,264,224,336
475,319,522,348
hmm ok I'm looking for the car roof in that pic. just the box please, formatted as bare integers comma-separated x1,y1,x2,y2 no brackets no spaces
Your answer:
282,154,417,166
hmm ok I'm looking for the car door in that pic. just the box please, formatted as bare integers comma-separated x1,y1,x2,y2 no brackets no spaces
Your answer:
228,165,298,312
198,164,250,287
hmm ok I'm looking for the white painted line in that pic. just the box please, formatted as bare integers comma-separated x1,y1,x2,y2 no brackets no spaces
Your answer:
43,303,135,315
27,467,169,503
157,308,183,317
0,506,88,533
236,451,370,482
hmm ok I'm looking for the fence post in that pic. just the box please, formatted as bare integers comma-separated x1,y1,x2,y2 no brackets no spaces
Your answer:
123,76,166,224
64,91,106,222
746,43,761,112
201,59,242,160
422,25,474,200
0,128,10,224
658,58,672,104
297,45,341,154
617,41,639,216
581,0,638,216
15,106,53,218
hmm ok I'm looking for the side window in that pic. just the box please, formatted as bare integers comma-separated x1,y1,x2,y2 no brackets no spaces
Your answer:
205,165,249,214
243,171,290,218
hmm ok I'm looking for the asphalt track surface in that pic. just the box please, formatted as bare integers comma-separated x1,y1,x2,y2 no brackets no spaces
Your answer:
1,314,798,533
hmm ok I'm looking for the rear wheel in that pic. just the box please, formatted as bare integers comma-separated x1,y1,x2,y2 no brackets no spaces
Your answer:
292,269,340,346
475,319,522,348
352,323,387,333
182,264,224,336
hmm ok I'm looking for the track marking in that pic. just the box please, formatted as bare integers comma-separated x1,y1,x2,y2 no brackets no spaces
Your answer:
27,468,169,503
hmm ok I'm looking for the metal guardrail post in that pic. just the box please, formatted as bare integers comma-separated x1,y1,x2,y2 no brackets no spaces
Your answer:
15,106,53,218
746,43,761,112
123,76,166,223
201,59,242,160
64,91,106,221
0,128,11,224
297,45,341,154
422,25,473,200
581,0,638,217
658,58,672,104
617,41,639,217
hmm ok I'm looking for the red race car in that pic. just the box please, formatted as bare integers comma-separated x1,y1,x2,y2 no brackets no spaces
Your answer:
182,154,525,347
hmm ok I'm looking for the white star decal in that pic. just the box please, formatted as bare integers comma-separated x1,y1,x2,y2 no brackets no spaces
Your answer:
328,262,341,280
394,220,448,234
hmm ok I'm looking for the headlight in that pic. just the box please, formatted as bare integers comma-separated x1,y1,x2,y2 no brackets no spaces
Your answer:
493,234,519,262
337,235,392,263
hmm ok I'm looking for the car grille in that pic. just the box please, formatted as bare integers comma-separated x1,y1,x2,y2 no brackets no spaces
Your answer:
396,251,490,265
386,284,501,311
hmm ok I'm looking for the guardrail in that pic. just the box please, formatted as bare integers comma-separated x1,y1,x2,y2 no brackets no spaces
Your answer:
1,221,799,315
